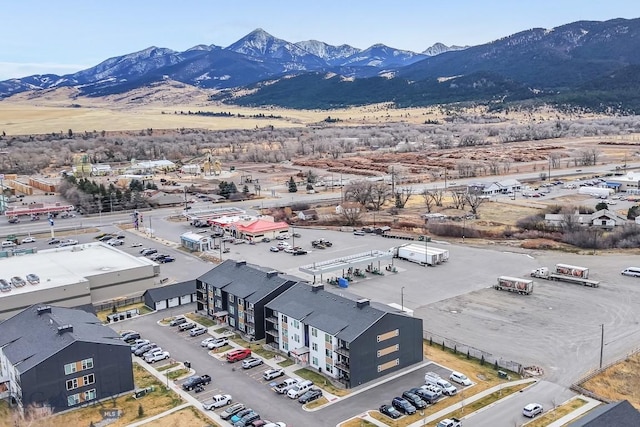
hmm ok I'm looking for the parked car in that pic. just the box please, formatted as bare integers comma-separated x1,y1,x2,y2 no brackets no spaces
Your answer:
227,348,252,363
392,397,416,415
131,242,143,247
353,230,366,236
297,388,322,404
134,343,158,357
58,239,79,247
242,357,264,369
201,337,217,347
107,239,124,246
230,409,254,424
140,248,158,256
262,368,285,381
48,238,61,245
189,326,207,337
145,351,170,363
142,347,164,359
410,386,440,404
131,340,151,352
379,404,402,419
178,322,196,331
150,253,167,261
10,276,26,287
234,412,260,427
169,317,187,326
449,371,473,386
276,234,289,240
402,391,427,409
220,403,246,420
202,394,232,410
26,273,40,284
122,332,141,342
21,236,36,244
159,255,175,263
182,374,212,391
261,237,271,243
207,337,229,349
0,280,12,292
269,246,280,252
60,239,79,247
293,249,308,256
283,247,295,253
523,403,543,418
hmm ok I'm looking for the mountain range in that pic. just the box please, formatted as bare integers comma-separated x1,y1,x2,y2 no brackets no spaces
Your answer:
2,18,640,113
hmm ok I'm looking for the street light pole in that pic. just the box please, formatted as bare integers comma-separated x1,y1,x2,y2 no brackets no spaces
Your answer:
401,286,405,313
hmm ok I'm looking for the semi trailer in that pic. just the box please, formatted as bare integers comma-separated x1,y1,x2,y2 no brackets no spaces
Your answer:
531,264,599,287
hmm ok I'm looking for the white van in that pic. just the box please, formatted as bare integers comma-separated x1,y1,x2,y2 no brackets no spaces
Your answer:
424,372,457,396
286,380,313,399
1,241,16,248
621,267,640,277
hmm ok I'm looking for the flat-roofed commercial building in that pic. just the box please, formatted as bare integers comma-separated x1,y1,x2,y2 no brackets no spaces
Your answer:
0,242,159,319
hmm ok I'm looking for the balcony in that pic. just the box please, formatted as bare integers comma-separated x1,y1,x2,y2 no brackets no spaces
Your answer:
335,347,350,358
265,316,278,324
246,316,255,325
335,362,350,372
266,329,279,337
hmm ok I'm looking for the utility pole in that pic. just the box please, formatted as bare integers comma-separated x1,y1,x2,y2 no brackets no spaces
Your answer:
599,324,604,369
548,156,551,182
401,286,405,313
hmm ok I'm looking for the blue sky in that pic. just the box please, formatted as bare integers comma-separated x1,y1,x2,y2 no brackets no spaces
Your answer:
0,0,637,80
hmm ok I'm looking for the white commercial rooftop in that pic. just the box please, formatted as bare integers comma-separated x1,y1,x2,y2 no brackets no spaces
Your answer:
0,242,156,299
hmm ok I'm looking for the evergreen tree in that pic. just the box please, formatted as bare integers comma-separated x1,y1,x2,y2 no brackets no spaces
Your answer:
288,177,298,193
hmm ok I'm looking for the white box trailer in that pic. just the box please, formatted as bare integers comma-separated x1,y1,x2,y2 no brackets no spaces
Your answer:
395,245,438,266
399,244,450,263
578,186,614,198
495,276,534,295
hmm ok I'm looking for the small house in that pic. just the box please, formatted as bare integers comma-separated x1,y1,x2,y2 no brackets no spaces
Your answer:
298,209,318,221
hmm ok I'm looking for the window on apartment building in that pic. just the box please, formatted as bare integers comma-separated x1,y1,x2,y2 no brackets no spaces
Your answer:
283,342,288,351
229,318,236,327
282,315,288,323
67,393,80,407
248,303,254,310
312,343,318,352
283,329,288,338
215,300,222,308
215,288,221,296
311,327,317,337
238,298,244,306
325,364,333,374
293,320,299,328
228,294,235,303
84,389,96,401
81,358,93,370
83,373,95,386
312,357,318,366
66,378,78,391
229,306,235,315
64,363,77,375
294,334,300,343
325,349,332,358
64,358,93,375
325,333,331,343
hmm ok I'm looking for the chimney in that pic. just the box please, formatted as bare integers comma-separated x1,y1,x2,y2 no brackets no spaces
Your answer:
235,260,247,267
266,270,279,278
37,306,52,315
311,284,324,292
57,324,74,334
356,298,370,309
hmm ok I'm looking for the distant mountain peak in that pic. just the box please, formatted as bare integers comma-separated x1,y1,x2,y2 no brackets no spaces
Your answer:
422,42,468,57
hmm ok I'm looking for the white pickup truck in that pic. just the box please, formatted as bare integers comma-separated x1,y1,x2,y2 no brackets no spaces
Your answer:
437,418,462,427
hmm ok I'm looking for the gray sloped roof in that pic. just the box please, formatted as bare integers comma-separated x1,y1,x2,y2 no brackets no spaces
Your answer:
266,283,393,342
568,400,640,427
0,305,127,374
144,280,196,303
197,260,301,303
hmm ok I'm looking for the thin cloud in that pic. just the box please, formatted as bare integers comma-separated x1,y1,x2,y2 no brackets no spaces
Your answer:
0,62,89,81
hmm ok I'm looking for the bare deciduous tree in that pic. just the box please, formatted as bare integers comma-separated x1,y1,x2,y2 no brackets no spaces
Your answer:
421,188,434,213
343,181,372,206
369,182,392,210
339,203,364,226
465,191,487,216
394,188,413,208
450,191,468,210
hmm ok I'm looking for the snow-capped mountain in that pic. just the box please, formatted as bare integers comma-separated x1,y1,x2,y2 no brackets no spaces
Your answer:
341,44,427,68
422,42,469,57
295,40,361,66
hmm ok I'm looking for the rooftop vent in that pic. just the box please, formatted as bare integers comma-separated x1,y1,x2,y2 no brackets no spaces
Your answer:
235,260,247,267
57,324,74,334
266,270,279,278
37,306,52,315
311,284,324,292
356,298,370,309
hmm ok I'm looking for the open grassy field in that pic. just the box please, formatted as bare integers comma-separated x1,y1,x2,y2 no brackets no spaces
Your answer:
139,405,219,427
581,351,640,409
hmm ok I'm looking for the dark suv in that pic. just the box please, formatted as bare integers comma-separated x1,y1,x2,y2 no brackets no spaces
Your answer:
392,397,416,415
402,391,427,409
